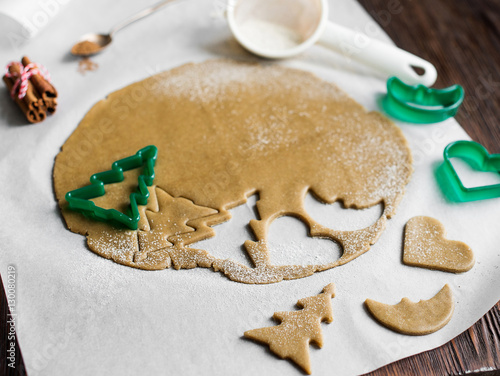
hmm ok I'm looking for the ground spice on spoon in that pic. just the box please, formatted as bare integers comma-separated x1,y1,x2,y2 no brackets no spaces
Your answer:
71,40,102,56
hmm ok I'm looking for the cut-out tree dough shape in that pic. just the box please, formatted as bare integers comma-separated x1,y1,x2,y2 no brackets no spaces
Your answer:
54,60,413,284
365,284,454,335
244,283,335,374
403,216,475,273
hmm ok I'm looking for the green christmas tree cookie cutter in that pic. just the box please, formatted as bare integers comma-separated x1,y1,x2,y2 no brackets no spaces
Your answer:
383,77,464,123
436,140,500,202
65,145,158,230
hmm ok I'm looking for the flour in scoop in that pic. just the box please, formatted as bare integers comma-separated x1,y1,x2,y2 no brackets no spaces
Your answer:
239,19,302,50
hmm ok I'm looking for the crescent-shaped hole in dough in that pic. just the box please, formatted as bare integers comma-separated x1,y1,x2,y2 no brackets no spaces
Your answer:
304,192,384,231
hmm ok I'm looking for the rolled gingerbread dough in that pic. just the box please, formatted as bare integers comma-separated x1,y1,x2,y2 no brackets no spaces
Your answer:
53,59,413,284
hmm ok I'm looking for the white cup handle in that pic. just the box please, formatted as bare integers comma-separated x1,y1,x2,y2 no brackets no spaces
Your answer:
318,22,437,86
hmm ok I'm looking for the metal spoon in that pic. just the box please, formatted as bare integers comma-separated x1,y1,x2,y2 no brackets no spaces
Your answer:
71,0,178,57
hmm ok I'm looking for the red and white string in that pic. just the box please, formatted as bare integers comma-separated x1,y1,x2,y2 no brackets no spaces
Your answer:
4,62,52,100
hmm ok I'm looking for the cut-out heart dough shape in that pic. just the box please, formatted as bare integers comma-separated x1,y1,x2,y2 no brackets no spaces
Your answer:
403,216,475,273
365,284,454,335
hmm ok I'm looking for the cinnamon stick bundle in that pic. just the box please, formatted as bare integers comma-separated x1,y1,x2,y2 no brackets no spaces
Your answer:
2,57,58,123
2,63,46,123
21,56,58,114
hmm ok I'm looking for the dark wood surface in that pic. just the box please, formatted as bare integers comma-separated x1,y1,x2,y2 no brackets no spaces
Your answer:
1,1,500,375
0,276,26,376
357,0,500,375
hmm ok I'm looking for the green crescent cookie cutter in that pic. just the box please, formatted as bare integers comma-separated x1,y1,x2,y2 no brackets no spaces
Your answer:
383,77,464,123
436,140,500,202
65,145,158,230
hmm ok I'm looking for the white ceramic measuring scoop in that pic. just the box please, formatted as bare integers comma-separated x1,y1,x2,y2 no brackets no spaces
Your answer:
226,0,437,86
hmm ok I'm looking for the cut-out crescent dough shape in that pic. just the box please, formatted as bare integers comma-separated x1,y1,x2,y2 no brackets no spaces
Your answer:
403,216,475,273
365,284,454,335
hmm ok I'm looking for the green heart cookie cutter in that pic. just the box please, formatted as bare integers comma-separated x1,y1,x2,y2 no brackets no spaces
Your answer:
383,77,464,123
65,145,158,230
437,140,500,202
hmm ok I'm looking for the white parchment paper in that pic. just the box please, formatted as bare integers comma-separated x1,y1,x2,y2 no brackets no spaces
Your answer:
0,0,499,375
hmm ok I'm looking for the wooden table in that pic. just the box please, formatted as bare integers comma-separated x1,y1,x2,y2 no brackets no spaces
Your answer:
357,0,500,375
1,1,499,375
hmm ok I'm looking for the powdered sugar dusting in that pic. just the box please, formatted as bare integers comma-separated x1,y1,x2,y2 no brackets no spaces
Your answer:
149,60,346,105
59,59,413,284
